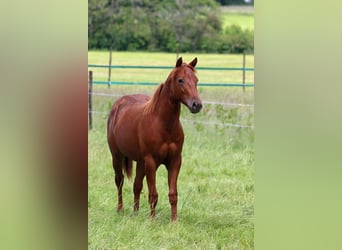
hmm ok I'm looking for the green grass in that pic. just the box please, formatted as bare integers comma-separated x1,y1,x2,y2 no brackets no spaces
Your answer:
222,13,254,31
221,6,254,31
88,52,254,249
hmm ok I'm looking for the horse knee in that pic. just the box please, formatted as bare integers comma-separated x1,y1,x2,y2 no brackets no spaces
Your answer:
168,192,178,205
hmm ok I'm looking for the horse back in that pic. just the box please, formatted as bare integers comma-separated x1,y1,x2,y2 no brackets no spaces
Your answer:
108,94,150,125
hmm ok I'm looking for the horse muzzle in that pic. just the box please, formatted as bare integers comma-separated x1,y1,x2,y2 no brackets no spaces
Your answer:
188,99,202,114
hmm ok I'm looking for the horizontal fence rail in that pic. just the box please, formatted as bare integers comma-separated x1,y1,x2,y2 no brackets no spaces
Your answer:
90,80,254,87
88,64,255,87
88,64,254,71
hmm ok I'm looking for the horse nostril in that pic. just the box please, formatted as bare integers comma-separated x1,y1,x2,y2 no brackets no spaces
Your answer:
190,100,202,113
192,100,198,108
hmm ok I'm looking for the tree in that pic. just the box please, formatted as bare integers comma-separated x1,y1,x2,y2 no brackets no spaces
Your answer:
89,0,222,51
88,0,253,53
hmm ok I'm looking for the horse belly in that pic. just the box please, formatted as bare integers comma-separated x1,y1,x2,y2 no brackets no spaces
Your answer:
114,108,144,161
115,131,141,160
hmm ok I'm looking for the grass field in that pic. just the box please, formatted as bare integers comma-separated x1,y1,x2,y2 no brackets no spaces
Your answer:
221,6,254,31
88,52,254,249
222,13,254,31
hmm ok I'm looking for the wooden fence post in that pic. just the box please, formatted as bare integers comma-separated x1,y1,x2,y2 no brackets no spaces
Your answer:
108,45,112,88
176,41,179,60
242,52,246,93
89,71,93,130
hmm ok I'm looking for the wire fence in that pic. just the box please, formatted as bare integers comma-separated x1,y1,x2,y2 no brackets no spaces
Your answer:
88,90,254,129
88,55,254,129
90,92,254,108
89,110,254,129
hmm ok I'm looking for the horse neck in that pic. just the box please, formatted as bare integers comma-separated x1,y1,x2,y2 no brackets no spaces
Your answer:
147,80,181,126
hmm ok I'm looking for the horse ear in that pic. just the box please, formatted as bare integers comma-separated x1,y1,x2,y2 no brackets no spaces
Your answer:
176,57,183,67
189,57,197,68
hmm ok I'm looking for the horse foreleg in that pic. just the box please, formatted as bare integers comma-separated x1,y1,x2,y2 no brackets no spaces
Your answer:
144,156,158,218
113,157,124,212
167,156,181,222
133,161,145,212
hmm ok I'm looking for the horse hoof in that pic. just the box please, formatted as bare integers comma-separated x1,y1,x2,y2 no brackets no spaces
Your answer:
171,216,178,222
117,205,123,212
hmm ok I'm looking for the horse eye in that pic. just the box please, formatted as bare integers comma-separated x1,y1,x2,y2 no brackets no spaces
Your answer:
178,79,184,85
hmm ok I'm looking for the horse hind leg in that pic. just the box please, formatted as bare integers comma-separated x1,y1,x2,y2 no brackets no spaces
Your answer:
124,157,133,179
112,156,124,212
133,161,145,212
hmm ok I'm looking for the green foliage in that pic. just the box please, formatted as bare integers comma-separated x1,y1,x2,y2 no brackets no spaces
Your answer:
88,0,254,53
219,25,254,53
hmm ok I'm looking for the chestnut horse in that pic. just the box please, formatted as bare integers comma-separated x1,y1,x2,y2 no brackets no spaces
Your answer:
107,57,202,221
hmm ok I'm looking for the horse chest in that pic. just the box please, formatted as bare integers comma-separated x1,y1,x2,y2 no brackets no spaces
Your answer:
158,142,178,161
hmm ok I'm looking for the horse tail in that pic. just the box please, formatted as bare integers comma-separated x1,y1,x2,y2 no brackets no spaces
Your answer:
124,157,133,179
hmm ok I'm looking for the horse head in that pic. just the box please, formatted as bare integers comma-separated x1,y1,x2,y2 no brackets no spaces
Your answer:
169,57,202,113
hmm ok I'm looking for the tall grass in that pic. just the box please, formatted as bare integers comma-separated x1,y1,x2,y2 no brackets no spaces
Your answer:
88,52,254,249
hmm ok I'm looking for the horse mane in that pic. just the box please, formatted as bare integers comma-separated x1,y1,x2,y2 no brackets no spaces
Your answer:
144,83,164,114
